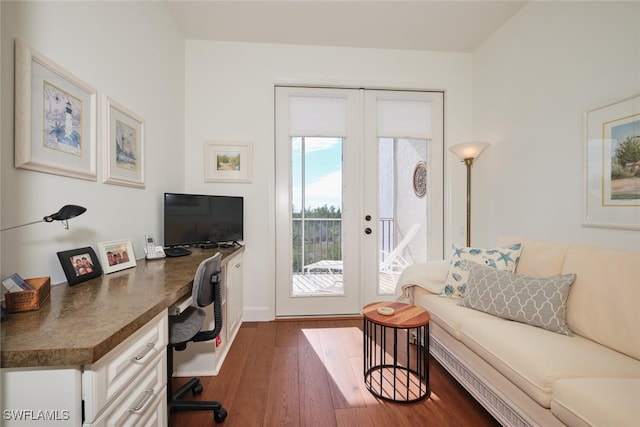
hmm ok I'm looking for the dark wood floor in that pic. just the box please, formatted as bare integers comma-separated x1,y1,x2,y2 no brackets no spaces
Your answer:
170,319,500,427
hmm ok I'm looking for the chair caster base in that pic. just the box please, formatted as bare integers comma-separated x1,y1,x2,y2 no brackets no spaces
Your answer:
192,382,203,395
214,407,228,423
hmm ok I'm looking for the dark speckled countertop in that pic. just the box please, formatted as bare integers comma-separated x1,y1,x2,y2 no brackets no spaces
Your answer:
1,247,243,368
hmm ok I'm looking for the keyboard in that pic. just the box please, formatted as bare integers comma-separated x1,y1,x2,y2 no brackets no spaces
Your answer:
164,247,192,257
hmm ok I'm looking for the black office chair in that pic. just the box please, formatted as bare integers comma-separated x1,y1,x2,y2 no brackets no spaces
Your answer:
167,252,228,424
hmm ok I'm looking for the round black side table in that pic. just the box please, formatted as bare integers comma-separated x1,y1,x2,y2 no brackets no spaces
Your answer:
362,301,430,403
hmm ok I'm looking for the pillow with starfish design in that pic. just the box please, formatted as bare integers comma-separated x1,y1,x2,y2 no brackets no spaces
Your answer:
441,243,523,298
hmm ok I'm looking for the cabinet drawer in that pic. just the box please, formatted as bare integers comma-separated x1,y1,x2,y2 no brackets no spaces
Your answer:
82,312,168,423
84,352,167,427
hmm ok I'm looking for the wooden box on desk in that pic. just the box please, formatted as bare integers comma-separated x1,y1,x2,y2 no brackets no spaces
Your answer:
4,277,51,313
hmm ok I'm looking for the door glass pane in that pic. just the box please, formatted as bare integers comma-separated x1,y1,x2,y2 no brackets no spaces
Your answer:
292,137,344,296
377,137,428,295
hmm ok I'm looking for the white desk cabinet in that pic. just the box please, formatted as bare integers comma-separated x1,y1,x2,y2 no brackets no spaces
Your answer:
83,352,166,427
173,250,243,377
1,312,167,427
1,247,244,427
225,251,244,342
82,311,168,425
1,368,83,426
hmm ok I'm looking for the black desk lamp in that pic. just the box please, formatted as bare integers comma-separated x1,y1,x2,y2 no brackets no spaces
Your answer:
0,205,86,321
0,205,87,231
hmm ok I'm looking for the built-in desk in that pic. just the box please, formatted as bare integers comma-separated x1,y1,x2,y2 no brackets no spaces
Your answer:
0,246,244,426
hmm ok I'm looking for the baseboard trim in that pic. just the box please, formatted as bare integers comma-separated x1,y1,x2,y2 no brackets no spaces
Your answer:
431,336,529,427
275,315,363,322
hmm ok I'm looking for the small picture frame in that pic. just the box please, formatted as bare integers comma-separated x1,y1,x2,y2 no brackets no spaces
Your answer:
56,247,103,286
204,141,253,183
14,39,97,181
102,95,145,188
97,239,137,274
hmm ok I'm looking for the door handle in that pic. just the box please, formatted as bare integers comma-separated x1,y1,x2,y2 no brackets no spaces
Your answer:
364,227,372,235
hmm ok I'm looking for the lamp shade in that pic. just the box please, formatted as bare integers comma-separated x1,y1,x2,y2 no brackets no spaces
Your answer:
44,205,87,222
449,142,490,161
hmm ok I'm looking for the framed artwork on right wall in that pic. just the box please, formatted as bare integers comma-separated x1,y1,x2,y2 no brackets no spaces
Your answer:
583,94,640,230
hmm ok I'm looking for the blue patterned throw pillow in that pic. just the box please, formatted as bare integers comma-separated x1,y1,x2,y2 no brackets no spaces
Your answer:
441,243,522,298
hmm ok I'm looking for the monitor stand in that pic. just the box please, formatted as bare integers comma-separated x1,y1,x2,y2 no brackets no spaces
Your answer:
164,247,192,257
199,243,218,249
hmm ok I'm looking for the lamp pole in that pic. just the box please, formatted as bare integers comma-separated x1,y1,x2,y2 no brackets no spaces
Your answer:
464,158,473,247
449,142,490,247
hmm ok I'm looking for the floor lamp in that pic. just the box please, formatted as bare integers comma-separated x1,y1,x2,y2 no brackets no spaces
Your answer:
449,142,490,247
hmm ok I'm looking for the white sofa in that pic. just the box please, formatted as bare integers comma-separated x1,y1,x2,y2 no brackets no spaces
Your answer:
396,237,640,427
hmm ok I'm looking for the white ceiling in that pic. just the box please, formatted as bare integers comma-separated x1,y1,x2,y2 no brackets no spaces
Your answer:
164,0,529,53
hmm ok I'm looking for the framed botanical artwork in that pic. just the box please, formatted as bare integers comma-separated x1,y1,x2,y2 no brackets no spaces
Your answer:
56,247,103,286
204,141,253,183
584,94,640,230
14,39,97,181
97,239,137,274
102,95,145,188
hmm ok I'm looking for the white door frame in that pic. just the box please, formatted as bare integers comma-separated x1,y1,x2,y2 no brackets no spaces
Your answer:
362,90,444,304
275,86,362,317
275,86,444,317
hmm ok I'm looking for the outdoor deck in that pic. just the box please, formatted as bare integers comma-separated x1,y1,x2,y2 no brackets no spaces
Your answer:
292,272,398,296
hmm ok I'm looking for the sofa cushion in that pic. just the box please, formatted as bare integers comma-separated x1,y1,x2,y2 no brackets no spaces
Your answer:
562,245,640,360
459,262,575,335
551,378,640,427
496,236,570,277
413,288,501,339
458,317,640,408
442,243,522,298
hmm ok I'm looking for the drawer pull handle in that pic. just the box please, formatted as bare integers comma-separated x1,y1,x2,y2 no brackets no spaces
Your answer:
129,389,154,412
131,343,154,361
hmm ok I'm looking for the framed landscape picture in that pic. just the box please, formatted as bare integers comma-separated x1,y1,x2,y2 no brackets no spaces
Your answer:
14,39,97,181
204,141,253,183
102,95,145,188
584,94,640,230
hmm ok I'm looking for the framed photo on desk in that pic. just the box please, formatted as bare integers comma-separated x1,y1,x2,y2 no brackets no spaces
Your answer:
97,239,137,274
57,247,103,286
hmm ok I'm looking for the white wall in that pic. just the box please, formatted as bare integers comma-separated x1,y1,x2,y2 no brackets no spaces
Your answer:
6,1,635,324
184,41,473,320
0,1,185,284
472,1,640,252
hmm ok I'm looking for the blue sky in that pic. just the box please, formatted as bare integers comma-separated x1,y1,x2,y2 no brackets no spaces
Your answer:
292,137,342,212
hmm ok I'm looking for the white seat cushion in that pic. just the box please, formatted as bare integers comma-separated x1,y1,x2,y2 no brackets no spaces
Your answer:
413,288,501,339
458,317,640,407
551,378,640,427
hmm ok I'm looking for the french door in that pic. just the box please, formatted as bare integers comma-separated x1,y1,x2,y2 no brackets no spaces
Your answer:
275,86,443,317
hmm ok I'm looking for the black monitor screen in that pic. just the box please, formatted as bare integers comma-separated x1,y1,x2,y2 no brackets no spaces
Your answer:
164,193,243,247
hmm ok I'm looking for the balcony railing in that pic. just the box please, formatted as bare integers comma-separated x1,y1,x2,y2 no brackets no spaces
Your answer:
292,218,394,273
